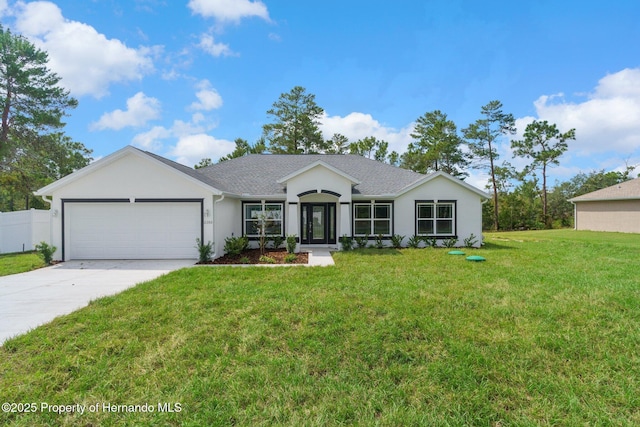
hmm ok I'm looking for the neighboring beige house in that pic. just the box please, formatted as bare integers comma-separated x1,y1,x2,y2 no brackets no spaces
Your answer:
35,146,489,261
569,178,640,233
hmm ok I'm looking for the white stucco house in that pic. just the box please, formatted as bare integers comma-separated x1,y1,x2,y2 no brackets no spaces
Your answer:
35,146,489,261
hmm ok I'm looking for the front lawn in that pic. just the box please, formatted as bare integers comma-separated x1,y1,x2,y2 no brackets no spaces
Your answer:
1,230,638,425
0,252,45,277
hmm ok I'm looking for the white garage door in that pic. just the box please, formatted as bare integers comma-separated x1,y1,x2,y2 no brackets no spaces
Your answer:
66,202,201,259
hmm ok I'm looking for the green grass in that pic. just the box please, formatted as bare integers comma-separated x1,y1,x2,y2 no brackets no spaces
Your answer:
1,230,639,425
0,252,45,276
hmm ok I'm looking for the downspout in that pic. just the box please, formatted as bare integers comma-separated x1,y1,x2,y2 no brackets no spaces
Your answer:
211,194,225,258
571,201,577,230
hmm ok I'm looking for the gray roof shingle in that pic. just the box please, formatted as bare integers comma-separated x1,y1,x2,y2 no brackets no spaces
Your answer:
569,177,640,202
193,154,426,196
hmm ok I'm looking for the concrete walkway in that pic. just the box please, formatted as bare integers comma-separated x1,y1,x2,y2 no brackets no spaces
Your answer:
306,248,336,266
0,259,194,345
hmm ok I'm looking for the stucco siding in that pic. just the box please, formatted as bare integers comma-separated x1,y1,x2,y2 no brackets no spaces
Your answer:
394,175,484,247
575,200,640,233
284,165,353,203
212,197,242,258
45,152,215,260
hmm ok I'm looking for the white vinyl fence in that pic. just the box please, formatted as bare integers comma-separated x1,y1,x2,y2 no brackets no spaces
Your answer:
0,209,51,254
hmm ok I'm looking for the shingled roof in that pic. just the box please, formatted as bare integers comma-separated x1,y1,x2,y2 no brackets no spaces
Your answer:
193,154,426,197
569,177,640,202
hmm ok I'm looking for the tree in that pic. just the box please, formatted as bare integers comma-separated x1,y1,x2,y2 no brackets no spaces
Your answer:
0,27,90,211
325,133,349,154
462,100,516,230
0,132,91,210
194,158,213,169
511,120,575,227
349,136,389,160
262,86,325,154
402,110,469,177
218,137,266,162
0,26,78,162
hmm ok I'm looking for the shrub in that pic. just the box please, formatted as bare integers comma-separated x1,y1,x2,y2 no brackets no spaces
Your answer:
286,235,297,254
339,235,353,251
390,234,405,249
407,235,422,248
464,233,478,248
224,235,249,256
284,254,297,263
239,256,250,264
442,237,458,248
422,236,438,248
35,241,57,265
195,238,214,263
259,255,276,264
270,235,285,249
355,235,369,248
374,234,385,249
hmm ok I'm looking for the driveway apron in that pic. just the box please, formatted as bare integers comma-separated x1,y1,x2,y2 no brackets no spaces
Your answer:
0,260,194,345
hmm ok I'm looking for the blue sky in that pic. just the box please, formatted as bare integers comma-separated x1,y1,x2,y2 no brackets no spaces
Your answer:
1,0,639,189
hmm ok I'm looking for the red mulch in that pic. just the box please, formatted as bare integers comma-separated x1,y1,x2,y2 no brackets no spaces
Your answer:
201,248,309,265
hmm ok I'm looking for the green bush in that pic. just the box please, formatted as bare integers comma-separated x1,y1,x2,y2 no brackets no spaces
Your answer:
355,235,368,248
284,254,297,263
195,238,214,263
464,233,479,248
422,236,438,248
390,234,405,249
270,235,286,249
286,235,297,253
374,234,385,249
259,255,275,264
224,235,249,256
442,237,458,248
407,235,422,248
35,241,57,265
339,235,353,251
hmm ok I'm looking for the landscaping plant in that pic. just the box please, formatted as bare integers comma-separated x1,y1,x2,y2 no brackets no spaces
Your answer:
339,235,353,251
195,238,213,263
34,241,57,265
286,235,297,253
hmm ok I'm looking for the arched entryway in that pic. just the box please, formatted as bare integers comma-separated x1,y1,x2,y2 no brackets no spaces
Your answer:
298,190,340,245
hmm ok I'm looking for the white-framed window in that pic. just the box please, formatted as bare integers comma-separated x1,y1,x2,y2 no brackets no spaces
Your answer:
353,202,392,236
416,201,455,236
243,202,284,237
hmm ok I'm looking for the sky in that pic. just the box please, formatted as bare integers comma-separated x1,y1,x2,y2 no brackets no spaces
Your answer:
1,0,639,190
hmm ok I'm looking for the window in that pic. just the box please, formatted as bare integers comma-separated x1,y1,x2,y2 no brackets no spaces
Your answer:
416,201,455,236
353,202,392,236
244,202,284,237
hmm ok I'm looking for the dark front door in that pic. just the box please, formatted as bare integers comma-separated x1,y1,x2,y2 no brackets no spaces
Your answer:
301,203,336,244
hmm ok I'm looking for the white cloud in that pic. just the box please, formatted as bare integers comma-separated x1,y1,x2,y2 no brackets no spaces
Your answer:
189,80,223,111
91,92,161,130
198,33,235,57
187,0,270,23
531,68,640,157
320,112,414,154
168,134,235,166
132,126,172,151
131,116,231,165
12,1,154,98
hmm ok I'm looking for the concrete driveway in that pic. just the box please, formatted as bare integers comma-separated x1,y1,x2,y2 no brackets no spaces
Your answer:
0,259,195,345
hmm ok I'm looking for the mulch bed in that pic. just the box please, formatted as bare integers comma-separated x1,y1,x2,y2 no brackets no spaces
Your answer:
202,248,309,265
